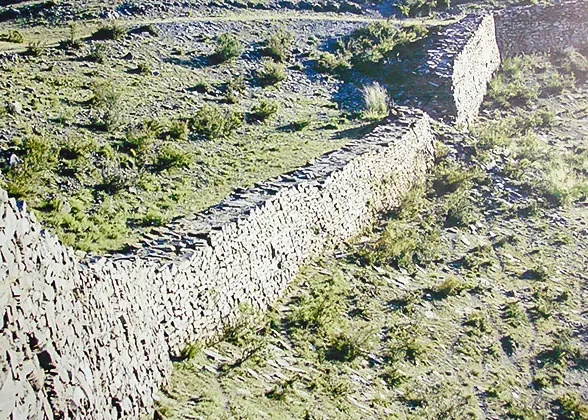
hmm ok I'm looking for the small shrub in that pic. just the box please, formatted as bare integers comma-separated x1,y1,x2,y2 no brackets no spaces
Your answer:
555,393,588,420
325,328,373,362
124,128,154,158
90,80,120,108
288,271,349,331
92,22,126,41
384,324,428,363
431,161,475,197
211,33,243,63
136,62,152,75
435,275,467,298
249,99,279,122
261,27,294,62
21,135,54,168
462,244,494,271
464,311,492,336
99,162,133,194
223,76,246,104
179,343,201,361
89,81,123,133
339,21,428,73
361,82,388,121
156,144,193,170
0,30,24,44
60,24,83,50
283,118,312,132
85,43,107,63
25,41,46,57
59,136,98,161
314,51,351,75
89,109,123,133
443,189,479,227
164,120,189,141
131,24,159,37
190,104,243,139
257,58,287,86
141,209,169,227
503,300,527,327
381,367,409,388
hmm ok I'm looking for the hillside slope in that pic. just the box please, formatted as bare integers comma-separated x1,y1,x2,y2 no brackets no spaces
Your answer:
155,51,588,419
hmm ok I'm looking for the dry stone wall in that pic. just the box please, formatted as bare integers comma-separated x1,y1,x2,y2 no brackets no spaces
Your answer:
495,0,588,57
1,109,435,419
422,13,500,125
1,1,585,418
419,14,500,125
420,0,585,125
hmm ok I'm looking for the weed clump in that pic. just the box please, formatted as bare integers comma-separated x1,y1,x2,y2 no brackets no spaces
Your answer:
314,51,350,75
0,30,24,44
190,104,242,139
249,99,279,122
261,27,294,62
435,275,468,298
89,80,123,132
156,144,193,170
337,22,428,73
92,22,126,41
361,82,388,121
554,393,588,419
60,24,83,50
211,33,243,63
25,41,46,57
85,43,107,63
257,58,287,86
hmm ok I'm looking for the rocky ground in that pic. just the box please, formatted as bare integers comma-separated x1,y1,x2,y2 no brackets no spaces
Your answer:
0,0,531,24
154,53,588,419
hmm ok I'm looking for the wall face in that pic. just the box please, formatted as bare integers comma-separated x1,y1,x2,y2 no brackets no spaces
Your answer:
422,14,501,126
452,14,501,126
495,0,588,57
0,109,435,419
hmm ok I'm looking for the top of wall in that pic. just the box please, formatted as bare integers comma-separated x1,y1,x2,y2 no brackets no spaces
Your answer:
106,108,428,263
419,13,489,81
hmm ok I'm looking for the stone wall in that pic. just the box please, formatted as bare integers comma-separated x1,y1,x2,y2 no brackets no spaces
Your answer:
420,0,585,125
495,0,588,57
2,1,585,417
0,109,435,419
422,13,501,125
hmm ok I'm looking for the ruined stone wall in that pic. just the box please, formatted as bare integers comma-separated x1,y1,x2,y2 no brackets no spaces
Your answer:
495,0,588,57
0,109,435,419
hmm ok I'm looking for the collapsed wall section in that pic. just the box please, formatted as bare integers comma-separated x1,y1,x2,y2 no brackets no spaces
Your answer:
495,0,588,58
0,108,435,419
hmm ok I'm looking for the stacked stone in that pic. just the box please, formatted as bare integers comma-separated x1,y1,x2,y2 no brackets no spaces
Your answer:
495,0,588,57
0,190,171,418
1,108,435,418
419,13,500,126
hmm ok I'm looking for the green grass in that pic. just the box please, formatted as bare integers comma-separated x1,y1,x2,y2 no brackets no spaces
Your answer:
0,22,362,253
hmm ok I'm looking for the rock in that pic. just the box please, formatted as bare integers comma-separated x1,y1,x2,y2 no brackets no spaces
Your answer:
7,101,22,115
